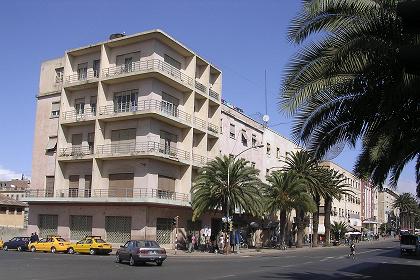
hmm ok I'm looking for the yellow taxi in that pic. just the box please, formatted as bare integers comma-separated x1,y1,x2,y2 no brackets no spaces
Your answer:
68,236,112,255
29,235,72,253
0,239,3,249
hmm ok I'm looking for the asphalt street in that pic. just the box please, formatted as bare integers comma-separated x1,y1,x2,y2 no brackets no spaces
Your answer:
0,239,418,280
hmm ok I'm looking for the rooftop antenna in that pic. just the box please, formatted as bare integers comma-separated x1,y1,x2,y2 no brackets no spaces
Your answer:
262,70,270,127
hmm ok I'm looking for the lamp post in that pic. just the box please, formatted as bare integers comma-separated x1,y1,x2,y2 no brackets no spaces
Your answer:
225,144,264,254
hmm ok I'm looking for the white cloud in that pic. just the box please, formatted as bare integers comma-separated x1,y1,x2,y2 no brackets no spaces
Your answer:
0,166,25,181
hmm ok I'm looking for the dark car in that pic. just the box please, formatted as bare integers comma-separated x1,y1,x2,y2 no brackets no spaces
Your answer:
116,240,167,266
3,237,31,251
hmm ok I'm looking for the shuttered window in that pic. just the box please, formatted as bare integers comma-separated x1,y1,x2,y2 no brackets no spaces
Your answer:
45,136,57,151
111,128,136,153
109,173,134,197
45,176,55,197
158,175,176,193
230,124,235,139
84,175,92,198
51,102,60,118
164,54,181,69
69,175,79,197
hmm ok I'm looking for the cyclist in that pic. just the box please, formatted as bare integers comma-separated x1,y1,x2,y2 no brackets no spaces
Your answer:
349,243,356,259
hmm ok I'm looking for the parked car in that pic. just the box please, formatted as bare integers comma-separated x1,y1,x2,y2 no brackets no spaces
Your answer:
29,235,72,253
0,240,3,249
2,237,30,251
400,234,420,256
68,236,112,255
116,240,167,266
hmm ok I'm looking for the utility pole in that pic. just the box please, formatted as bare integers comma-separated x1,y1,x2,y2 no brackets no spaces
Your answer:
173,216,179,255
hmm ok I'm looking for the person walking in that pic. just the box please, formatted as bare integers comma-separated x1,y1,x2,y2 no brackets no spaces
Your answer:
34,232,39,242
348,243,356,260
191,234,197,252
187,233,193,253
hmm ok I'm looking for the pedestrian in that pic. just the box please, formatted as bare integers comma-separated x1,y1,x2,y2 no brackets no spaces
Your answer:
30,233,35,243
34,232,39,242
230,231,235,253
187,233,193,253
200,234,206,252
235,230,240,254
219,234,225,253
348,243,356,260
191,234,197,252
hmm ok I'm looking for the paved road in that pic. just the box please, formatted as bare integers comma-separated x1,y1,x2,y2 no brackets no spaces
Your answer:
0,239,418,280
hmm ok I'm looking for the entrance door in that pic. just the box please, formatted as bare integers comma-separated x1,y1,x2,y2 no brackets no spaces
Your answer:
105,216,132,243
156,218,173,245
69,175,79,197
84,175,92,197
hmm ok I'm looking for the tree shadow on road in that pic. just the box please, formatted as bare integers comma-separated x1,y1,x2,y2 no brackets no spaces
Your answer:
258,263,420,279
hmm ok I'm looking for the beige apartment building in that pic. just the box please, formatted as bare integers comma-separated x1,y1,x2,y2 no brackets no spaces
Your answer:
27,30,222,245
378,187,399,226
0,179,30,201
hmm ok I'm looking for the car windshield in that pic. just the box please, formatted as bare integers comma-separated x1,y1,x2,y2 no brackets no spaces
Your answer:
137,241,159,248
94,238,106,243
55,238,66,242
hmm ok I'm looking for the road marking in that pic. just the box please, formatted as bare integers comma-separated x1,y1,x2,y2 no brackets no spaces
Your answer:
210,275,237,279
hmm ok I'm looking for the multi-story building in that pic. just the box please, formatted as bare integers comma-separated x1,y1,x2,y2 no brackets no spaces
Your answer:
0,179,30,201
27,30,222,245
361,180,379,234
378,187,399,226
318,161,362,235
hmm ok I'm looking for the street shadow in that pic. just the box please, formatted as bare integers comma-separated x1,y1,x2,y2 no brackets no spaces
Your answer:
259,262,420,279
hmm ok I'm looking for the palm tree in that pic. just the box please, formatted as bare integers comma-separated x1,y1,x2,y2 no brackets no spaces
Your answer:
191,155,263,221
331,221,347,242
393,193,418,230
321,168,352,246
281,0,420,192
282,150,326,247
263,170,312,246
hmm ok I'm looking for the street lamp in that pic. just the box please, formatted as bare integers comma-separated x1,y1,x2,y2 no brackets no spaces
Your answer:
225,144,264,253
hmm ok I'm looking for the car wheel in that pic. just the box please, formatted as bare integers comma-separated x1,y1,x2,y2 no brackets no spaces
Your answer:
156,260,163,266
17,246,22,252
89,249,96,255
51,247,56,254
31,246,36,253
67,247,74,254
3,245,8,251
129,256,136,266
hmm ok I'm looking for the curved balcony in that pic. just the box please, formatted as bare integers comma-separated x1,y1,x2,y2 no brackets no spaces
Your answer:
207,123,219,138
101,59,194,92
96,141,190,164
24,188,190,207
64,69,99,90
61,108,96,125
98,99,192,127
209,89,220,102
193,116,207,132
58,146,94,161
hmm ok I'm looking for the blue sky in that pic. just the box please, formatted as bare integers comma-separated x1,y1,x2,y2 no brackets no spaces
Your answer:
0,0,416,194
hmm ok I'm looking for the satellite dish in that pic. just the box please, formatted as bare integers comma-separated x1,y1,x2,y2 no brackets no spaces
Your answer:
262,114,270,123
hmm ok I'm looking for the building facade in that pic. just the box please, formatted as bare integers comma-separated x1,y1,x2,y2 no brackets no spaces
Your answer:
0,195,27,228
27,30,222,245
0,179,30,201
378,187,399,226
361,180,379,234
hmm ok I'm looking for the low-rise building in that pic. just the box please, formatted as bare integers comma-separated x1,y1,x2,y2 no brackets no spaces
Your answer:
0,194,28,228
0,179,30,201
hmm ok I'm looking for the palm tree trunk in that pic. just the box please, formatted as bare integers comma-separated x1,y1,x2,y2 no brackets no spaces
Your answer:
296,209,305,248
324,196,332,246
279,210,287,245
312,194,320,247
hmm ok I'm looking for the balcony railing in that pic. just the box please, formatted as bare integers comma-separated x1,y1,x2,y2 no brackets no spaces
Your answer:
62,108,96,121
208,123,219,134
209,89,220,101
65,69,98,84
193,116,207,130
101,59,194,88
96,141,190,161
27,188,190,202
99,99,191,124
192,154,207,166
195,80,207,93
58,146,94,158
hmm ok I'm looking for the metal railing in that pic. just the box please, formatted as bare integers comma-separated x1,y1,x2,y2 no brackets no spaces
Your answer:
209,89,220,101
58,146,94,158
96,141,190,161
195,80,207,93
101,59,194,87
61,108,96,121
208,123,219,134
27,188,190,202
192,154,207,165
65,69,98,84
193,116,207,130
99,99,191,124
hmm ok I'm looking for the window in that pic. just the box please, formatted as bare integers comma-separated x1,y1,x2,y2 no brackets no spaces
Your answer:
251,162,256,168
113,89,138,113
0,207,6,214
160,131,177,155
164,54,181,70
88,133,95,153
51,102,60,118
90,96,97,116
45,136,57,152
109,173,134,197
111,128,136,153
77,63,88,80
276,147,280,158
161,92,179,117
229,124,235,139
241,130,248,146
55,67,64,83
266,143,271,155
251,134,257,147
266,169,270,176
220,118,223,134
158,175,176,197
75,98,85,115
69,175,79,197
93,60,100,78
